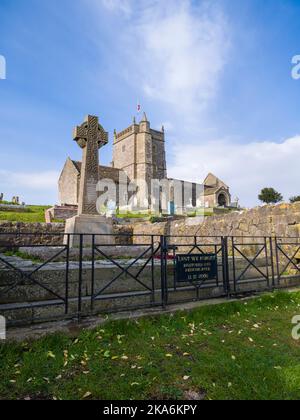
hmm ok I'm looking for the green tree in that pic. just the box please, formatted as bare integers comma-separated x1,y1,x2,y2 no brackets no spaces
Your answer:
290,196,300,203
258,188,283,204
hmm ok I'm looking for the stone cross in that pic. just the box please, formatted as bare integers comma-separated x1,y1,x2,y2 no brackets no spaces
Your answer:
74,115,108,215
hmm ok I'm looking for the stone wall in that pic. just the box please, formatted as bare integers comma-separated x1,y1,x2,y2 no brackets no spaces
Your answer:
58,158,79,206
0,204,27,212
0,222,65,246
0,221,135,247
45,205,77,223
1,203,300,247
133,203,300,241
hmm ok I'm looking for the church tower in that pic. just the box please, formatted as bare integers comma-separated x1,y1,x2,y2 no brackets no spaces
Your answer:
112,113,167,206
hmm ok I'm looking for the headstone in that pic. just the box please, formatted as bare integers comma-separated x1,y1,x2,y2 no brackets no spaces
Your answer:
64,115,115,247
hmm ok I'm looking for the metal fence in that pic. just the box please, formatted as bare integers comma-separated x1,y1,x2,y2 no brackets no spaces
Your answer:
0,233,300,325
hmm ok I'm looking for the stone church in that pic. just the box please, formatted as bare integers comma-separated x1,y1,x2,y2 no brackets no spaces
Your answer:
58,113,231,214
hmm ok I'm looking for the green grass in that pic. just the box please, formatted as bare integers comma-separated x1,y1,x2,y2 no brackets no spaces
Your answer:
0,205,63,223
1,291,300,400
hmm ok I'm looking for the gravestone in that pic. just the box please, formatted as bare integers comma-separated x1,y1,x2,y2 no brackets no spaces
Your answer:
64,115,114,247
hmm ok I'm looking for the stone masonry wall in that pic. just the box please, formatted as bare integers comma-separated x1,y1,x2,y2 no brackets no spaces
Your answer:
133,203,300,242
0,221,135,247
0,222,65,246
1,203,300,248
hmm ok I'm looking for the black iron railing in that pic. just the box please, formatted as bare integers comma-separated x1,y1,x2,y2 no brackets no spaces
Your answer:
0,233,300,325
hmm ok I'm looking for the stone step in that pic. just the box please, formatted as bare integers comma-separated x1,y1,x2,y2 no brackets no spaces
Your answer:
4,276,300,326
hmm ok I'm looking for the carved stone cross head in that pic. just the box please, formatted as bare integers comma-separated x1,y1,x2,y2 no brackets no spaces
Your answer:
73,115,108,149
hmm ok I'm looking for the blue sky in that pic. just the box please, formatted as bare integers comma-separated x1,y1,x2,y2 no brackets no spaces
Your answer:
1,0,300,206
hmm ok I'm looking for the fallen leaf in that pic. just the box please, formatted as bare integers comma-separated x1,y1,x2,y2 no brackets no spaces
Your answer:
82,392,92,400
47,351,56,359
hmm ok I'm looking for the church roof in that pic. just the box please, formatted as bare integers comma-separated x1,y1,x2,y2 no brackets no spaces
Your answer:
204,185,229,196
71,160,122,183
204,173,229,190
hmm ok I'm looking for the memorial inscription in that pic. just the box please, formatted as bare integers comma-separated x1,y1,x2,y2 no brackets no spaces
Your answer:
176,254,217,282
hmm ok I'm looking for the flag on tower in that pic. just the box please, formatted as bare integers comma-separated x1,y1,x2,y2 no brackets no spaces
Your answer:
137,101,141,113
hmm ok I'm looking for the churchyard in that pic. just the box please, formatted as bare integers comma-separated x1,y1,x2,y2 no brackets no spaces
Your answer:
2,0,300,404
1,290,300,400
1,115,300,402
1,193,300,401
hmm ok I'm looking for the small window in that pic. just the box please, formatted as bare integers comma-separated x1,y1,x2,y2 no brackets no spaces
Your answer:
122,145,126,153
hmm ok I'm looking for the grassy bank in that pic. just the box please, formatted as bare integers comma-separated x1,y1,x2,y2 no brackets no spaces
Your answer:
1,291,300,400
0,205,61,223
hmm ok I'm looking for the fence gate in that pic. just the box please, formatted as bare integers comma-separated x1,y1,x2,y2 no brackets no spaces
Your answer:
1,233,300,326
274,237,300,286
81,234,163,316
161,236,229,306
229,236,274,294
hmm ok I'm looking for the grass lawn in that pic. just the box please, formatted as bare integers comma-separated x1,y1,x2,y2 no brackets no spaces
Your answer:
1,291,300,400
0,205,62,223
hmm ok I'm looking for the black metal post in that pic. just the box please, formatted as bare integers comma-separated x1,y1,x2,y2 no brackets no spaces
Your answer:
160,235,167,308
275,237,280,285
264,236,270,288
269,237,276,288
164,236,169,305
151,235,155,304
65,234,70,314
78,234,83,321
231,236,237,293
222,237,230,296
215,243,219,287
91,234,95,311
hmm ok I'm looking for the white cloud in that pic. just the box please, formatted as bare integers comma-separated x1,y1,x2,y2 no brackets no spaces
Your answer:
122,0,230,121
169,136,300,207
0,170,60,204
100,0,132,17
86,0,298,210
